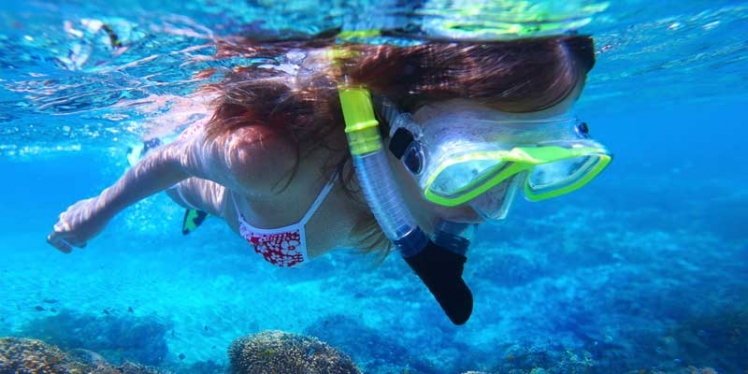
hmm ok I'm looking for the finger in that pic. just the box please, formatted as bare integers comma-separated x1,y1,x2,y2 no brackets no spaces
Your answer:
62,236,87,249
60,238,78,250
48,228,86,248
54,220,69,233
47,233,73,254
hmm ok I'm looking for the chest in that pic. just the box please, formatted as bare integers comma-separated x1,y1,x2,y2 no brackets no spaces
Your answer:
221,183,363,259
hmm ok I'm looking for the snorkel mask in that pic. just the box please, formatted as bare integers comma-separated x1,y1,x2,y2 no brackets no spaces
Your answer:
383,99,612,220
338,88,612,325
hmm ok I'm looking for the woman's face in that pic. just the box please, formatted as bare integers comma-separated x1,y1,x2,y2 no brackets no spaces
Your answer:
387,93,582,233
385,101,506,234
388,149,486,236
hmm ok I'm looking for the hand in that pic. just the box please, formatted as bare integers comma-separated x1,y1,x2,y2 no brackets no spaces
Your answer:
47,197,111,253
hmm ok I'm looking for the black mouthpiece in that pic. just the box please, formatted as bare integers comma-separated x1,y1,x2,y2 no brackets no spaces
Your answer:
404,241,473,325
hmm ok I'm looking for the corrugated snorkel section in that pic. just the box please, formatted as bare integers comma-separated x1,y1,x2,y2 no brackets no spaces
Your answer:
338,86,428,257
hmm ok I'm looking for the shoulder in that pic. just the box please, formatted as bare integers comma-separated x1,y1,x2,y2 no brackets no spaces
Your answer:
222,126,298,196
178,125,297,197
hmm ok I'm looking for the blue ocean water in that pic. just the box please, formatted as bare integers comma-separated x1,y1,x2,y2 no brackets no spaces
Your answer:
1,1,747,373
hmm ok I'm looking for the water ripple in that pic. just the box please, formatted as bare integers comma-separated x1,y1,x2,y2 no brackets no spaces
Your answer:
1,0,745,153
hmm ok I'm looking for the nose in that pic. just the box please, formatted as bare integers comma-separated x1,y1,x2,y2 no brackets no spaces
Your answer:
468,175,523,221
433,204,484,224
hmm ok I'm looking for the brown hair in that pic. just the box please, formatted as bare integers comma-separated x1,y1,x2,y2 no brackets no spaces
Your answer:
201,35,595,257
338,35,595,113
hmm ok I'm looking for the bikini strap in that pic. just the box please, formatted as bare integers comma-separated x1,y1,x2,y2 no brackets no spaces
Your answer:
230,190,241,214
299,175,337,224
232,171,337,225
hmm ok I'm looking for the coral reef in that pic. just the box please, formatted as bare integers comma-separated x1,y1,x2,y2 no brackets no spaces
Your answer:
470,339,730,374
622,367,720,374
0,337,95,374
305,314,457,374
0,337,168,374
493,342,596,374
174,359,227,374
669,305,748,372
19,309,170,366
228,330,361,374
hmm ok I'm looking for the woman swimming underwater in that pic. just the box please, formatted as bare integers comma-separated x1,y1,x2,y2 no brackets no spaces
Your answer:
48,34,611,324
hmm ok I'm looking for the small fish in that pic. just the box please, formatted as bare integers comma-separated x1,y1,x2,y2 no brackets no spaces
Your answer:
103,309,110,315
178,353,185,361
128,306,134,313
42,298,58,304
101,24,122,48
204,325,208,331
34,306,45,311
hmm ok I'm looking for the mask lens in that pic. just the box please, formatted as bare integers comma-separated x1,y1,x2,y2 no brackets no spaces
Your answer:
469,173,524,221
430,159,504,198
527,155,606,194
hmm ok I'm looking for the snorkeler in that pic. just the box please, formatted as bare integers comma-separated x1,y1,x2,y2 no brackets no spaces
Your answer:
48,34,611,324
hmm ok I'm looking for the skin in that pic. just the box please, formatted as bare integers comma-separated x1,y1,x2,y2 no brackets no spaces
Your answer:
47,124,369,257
47,93,581,258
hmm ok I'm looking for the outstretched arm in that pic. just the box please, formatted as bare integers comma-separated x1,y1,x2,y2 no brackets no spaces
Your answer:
47,126,294,253
47,139,206,253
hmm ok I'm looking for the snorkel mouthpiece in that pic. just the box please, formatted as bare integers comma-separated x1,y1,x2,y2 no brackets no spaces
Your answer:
339,86,474,324
404,240,473,324
406,219,475,324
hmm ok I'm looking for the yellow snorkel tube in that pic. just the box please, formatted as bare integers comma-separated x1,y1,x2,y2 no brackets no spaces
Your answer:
339,87,428,254
339,86,473,325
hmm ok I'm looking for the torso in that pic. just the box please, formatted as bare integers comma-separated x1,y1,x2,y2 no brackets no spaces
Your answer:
171,121,370,260
220,170,363,259
175,151,366,261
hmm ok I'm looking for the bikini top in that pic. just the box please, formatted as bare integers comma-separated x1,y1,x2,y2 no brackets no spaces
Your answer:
232,177,336,268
